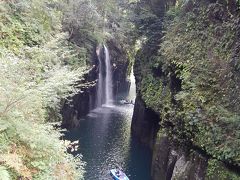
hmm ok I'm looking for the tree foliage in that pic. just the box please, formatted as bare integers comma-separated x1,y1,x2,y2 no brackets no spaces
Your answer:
133,0,240,175
61,0,136,58
0,0,87,179
160,1,240,166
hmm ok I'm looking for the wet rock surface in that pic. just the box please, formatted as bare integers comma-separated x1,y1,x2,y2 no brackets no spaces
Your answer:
151,135,208,180
131,96,160,149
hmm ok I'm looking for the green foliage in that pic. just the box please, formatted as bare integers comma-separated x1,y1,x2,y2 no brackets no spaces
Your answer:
141,74,171,113
134,0,240,173
160,2,240,166
206,159,239,180
0,166,10,180
60,0,136,71
0,0,61,52
0,0,87,179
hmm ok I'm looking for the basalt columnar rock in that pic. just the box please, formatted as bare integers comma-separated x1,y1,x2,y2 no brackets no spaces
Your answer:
151,134,208,180
132,0,240,179
61,67,97,128
107,39,130,99
132,96,160,149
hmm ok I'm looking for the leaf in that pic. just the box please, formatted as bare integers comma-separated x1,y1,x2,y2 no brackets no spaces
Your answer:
0,124,8,132
0,166,10,180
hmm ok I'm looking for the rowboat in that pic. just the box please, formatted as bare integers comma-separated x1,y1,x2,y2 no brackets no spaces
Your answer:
110,169,129,180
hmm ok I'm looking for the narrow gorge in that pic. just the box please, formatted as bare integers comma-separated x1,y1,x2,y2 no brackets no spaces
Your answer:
1,0,240,179
62,0,240,179
130,0,240,180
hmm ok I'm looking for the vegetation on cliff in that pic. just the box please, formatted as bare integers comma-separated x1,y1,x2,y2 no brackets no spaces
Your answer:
161,1,240,165
3,0,240,178
133,0,240,178
0,0,136,178
0,0,87,179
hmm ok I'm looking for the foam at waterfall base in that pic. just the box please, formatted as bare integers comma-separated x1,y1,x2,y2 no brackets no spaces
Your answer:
102,103,115,108
87,102,133,117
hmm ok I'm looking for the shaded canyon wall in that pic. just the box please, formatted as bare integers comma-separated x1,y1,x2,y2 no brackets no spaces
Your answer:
131,0,240,179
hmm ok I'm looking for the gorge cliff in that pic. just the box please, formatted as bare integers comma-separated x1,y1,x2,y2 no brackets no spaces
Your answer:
131,0,240,179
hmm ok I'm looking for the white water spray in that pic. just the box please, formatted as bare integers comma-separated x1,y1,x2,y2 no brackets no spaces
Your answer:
127,67,136,102
104,45,113,105
95,45,113,107
96,46,104,107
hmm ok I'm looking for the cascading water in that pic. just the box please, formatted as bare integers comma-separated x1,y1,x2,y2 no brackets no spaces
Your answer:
104,45,113,105
96,46,104,107
95,45,113,107
127,67,136,103
66,48,151,180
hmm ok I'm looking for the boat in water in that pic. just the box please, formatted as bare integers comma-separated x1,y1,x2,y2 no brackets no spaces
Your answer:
119,99,134,105
110,169,129,180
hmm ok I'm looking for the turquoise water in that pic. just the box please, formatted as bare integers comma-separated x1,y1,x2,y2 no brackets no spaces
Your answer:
64,103,152,180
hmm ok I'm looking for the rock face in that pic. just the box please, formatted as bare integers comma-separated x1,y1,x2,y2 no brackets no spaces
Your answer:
171,152,207,180
61,28,99,128
151,135,208,180
131,0,240,179
61,67,97,128
61,39,130,128
131,96,160,149
107,39,130,99
151,134,208,180
151,135,173,180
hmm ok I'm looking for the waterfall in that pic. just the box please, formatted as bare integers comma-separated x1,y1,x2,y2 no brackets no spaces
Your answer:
127,67,136,103
96,46,104,107
95,45,113,107
104,45,113,105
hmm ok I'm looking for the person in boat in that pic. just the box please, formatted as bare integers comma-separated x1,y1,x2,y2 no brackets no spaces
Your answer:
115,165,121,177
116,170,120,177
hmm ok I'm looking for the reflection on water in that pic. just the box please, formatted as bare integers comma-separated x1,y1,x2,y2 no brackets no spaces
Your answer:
64,104,151,180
